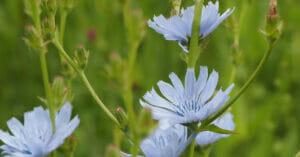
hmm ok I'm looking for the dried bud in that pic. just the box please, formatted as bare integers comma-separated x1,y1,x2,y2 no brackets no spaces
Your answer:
26,25,33,31
267,0,278,25
264,0,283,43
171,0,182,15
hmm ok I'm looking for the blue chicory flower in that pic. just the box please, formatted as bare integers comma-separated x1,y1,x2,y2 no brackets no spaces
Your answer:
196,112,235,146
122,124,195,157
0,102,80,157
148,1,234,52
140,66,234,128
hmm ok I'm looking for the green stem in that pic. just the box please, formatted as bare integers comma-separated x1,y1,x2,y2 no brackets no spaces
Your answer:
32,0,56,130
58,10,68,63
40,52,56,131
204,42,276,125
188,140,196,157
32,0,41,35
59,11,67,45
123,1,139,156
188,0,204,68
229,65,237,85
53,39,120,127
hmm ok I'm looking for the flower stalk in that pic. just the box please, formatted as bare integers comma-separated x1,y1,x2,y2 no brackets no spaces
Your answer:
188,139,196,157
188,0,204,68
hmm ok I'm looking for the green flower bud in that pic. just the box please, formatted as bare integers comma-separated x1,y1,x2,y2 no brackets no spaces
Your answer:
59,0,74,11
115,107,129,131
73,45,90,70
137,108,155,139
52,76,71,108
105,144,122,157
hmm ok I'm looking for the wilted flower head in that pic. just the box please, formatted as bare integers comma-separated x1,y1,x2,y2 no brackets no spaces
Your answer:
148,1,234,52
122,124,195,157
140,66,234,128
196,112,235,146
0,102,80,157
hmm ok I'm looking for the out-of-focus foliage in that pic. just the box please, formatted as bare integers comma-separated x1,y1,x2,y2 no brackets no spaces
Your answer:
0,0,299,156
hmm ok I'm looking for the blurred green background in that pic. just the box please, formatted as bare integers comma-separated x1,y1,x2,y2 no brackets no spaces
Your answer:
0,0,299,156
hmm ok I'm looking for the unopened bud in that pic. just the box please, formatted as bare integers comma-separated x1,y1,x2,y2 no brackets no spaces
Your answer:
46,0,57,12
115,108,128,123
73,45,90,69
109,52,120,61
59,136,78,156
52,76,69,107
137,108,154,138
115,107,129,131
52,76,64,89
59,0,74,11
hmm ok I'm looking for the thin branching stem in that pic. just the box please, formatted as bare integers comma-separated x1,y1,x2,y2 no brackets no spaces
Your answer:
53,38,120,127
204,41,276,126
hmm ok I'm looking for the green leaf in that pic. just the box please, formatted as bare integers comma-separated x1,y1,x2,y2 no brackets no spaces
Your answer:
199,124,239,135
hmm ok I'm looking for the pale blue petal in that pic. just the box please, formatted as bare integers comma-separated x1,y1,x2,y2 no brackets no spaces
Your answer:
148,1,234,52
143,88,176,110
196,113,235,146
0,103,80,157
199,70,218,105
196,66,208,97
